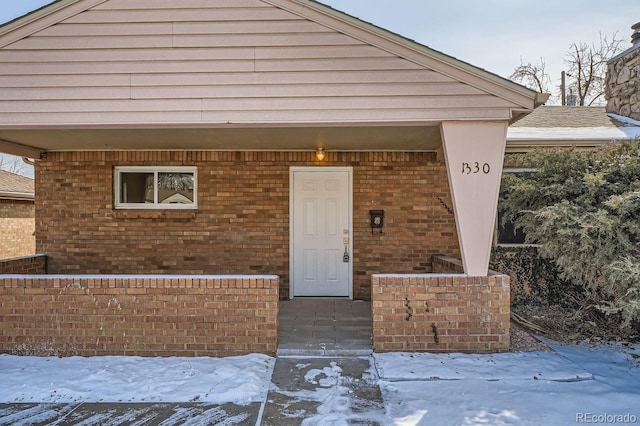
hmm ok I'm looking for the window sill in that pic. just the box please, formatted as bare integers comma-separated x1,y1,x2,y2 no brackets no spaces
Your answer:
112,210,197,220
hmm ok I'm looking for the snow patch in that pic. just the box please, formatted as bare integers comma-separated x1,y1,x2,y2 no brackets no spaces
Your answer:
0,354,274,405
374,351,593,382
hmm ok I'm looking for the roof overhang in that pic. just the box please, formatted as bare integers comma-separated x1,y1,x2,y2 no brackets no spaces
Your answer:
0,124,444,155
506,125,640,153
0,190,34,201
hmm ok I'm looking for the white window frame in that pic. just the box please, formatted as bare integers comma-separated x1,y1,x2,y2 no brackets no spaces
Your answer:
114,166,198,210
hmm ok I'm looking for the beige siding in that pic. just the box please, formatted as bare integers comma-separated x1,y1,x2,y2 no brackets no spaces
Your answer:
0,0,518,127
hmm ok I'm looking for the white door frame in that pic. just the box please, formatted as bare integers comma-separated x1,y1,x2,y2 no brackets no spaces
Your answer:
289,166,353,299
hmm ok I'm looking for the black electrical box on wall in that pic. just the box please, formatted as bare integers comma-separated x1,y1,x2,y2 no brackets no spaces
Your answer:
369,210,384,233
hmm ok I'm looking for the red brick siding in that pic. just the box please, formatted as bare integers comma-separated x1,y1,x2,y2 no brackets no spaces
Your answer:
432,254,505,276
0,275,278,357
0,199,35,259
36,151,460,299
0,254,46,274
372,256,510,353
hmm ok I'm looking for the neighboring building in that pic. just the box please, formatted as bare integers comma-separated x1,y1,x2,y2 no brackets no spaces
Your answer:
507,106,640,153
0,170,35,259
498,23,640,246
607,22,640,121
0,0,545,356
501,107,640,244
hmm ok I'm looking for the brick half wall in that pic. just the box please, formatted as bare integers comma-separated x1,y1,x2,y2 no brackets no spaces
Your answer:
0,275,278,357
372,255,510,353
0,254,46,274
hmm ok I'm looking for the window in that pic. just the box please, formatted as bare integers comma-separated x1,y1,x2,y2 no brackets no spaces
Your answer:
114,166,197,209
496,168,535,245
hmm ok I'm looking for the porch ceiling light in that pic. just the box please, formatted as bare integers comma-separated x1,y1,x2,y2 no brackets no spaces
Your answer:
315,148,326,161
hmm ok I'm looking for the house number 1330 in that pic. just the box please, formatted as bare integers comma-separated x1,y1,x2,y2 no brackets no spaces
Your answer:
461,162,490,175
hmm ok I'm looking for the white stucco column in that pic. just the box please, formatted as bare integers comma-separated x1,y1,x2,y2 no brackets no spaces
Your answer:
440,121,508,276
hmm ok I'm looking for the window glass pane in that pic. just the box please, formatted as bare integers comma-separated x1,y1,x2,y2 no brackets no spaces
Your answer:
497,169,534,244
120,172,154,204
157,173,194,204
497,208,526,244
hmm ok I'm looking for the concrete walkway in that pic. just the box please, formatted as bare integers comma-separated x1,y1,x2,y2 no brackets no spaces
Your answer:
277,298,373,356
263,356,385,425
0,299,378,425
0,358,383,425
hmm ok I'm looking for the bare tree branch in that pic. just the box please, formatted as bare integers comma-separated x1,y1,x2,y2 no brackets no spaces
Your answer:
512,32,625,106
565,32,625,106
0,154,27,175
510,57,551,94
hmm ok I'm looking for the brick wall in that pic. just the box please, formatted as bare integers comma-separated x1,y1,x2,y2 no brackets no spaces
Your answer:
432,254,465,274
0,199,35,259
0,275,278,357
0,254,46,274
36,151,459,300
372,256,510,353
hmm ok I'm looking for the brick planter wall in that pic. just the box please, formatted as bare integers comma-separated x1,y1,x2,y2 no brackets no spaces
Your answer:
372,256,510,353
431,254,465,274
0,275,278,357
0,254,46,274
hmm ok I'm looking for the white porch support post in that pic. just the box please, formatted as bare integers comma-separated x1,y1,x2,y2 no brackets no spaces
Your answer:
440,121,508,276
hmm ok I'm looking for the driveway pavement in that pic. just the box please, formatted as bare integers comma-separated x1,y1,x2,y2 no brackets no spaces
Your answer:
0,357,381,425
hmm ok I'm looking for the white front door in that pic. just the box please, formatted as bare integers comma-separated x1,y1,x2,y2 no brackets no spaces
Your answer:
290,167,352,298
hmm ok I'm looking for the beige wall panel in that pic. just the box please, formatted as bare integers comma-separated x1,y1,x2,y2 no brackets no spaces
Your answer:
199,108,512,123
0,95,508,115
0,0,528,128
7,35,173,50
37,22,172,37
94,0,266,9
0,47,255,63
0,99,202,113
0,74,131,88
0,87,131,101
254,45,388,60
255,57,423,72
173,20,330,35
131,70,457,87
0,60,253,75
130,82,485,100
39,21,328,37
0,111,204,125
0,46,386,64
0,108,511,126
200,95,514,112
173,33,358,48
0,71,461,92
64,8,296,24
441,121,508,276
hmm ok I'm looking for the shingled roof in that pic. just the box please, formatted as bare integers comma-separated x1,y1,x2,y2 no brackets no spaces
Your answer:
510,106,630,128
0,169,34,200
506,106,640,152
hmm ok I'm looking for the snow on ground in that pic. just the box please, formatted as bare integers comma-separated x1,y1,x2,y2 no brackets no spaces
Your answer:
377,340,640,426
0,341,638,425
0,353,274,405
